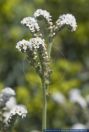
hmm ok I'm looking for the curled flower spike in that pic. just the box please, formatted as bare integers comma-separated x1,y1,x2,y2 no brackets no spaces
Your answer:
56,14,77,31
27,37,49,78
34,9,53,26
21,17,40,33
16,39,32,52
16,37,50,81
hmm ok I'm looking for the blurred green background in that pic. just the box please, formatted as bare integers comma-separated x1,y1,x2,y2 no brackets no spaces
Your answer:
0,0,89,131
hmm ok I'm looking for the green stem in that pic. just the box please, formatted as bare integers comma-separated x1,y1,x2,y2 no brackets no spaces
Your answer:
42,79,47,132
48,42,53,58
41,38,52,131
48,37,54,58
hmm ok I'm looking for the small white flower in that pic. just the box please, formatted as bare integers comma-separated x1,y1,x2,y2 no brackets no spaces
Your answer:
21,17,40,33
10,105,27,118
16,39,32,52
34,9,52,25
29,37,45,49
56,14,77,31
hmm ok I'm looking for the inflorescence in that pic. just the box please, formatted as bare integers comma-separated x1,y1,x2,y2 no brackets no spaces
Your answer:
16,9,77,84
0,87,27,131
34,9,53,26
55,14,77,32
21,17,40,33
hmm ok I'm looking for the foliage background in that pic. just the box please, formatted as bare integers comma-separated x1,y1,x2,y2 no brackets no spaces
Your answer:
0,0,89,131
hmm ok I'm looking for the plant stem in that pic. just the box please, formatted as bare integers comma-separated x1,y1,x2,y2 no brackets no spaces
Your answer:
48,37,54,58
48,42,53,58
41,38,52,131
42,79,47,132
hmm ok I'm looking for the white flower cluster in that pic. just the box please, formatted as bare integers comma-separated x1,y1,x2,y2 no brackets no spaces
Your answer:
34,9,52,25
56,14,77,31
0,87,27,128
4,105,27,124
0,87,15,108
21,17,40,33
29,37,45,49
9,105,27,118
16,37,45,52
1,87,15,97
3,97,27,125
16,39,32,52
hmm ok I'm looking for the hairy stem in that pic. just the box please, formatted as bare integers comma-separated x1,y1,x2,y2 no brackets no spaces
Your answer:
48,38,54,58
42,79,47,131
48,42,53,58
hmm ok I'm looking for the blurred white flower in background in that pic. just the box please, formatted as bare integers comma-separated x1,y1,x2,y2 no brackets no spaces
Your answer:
51,92,66,104
72,123,86,129
1,87,15,98
6,97,16,110
69,89,87,108
0,87,27,129
9,105,27,118
0,87,15,108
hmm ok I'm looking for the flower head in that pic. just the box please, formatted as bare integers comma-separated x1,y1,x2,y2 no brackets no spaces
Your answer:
29,37,45,49
56,14,77,31
16,39,32,52
34,9,52,26
16,37,45,53
10,105,27,118
1,87,15,96
4,105,27,125
21,17,40,33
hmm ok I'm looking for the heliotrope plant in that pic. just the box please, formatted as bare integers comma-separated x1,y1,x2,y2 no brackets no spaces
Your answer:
16,9,77,131
0,87,27,132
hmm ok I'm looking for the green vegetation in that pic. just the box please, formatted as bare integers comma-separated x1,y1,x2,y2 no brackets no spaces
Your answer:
0,0,89,131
